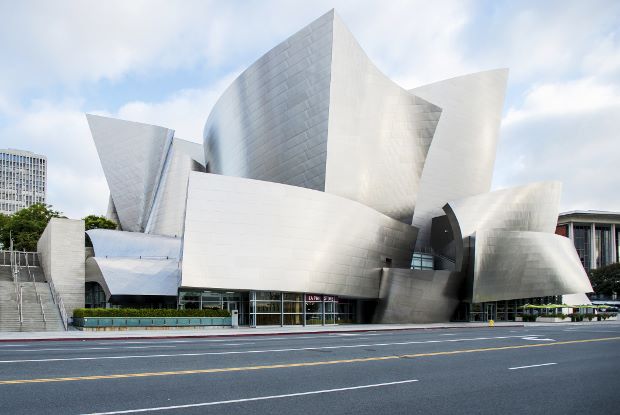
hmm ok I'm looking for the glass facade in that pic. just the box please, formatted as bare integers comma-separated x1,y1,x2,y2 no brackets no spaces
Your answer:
247,291,357,327
595,225,612,268
458,296,561,322
411,252,434,270
178,290,249,325
573,225,591,269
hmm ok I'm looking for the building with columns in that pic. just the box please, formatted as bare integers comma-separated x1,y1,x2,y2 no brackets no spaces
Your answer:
556,211,620,272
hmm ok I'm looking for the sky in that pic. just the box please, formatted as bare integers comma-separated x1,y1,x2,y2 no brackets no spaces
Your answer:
0,0,618,219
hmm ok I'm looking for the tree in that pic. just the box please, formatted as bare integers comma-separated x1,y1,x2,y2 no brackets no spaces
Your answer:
83,215,117,231
589,263,620,296
0,203,62,251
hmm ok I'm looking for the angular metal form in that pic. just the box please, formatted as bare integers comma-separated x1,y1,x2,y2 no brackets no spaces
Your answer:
374,268,463,323
203,10,441,222
86,114,174,232
182,172,417,298
86,229,181,259
86,257,179,299
444,181,562,271
472,230,593,302
145,138,206,237
410,69,509,247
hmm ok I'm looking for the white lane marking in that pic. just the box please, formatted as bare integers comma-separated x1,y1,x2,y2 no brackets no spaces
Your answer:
79,379,420,414
521,337,555,341
0,335,541,364
0,345,177,352
439,334,456,336
509,362,557,370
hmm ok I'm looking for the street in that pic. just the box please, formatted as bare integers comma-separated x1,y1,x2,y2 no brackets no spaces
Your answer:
0,324,619,414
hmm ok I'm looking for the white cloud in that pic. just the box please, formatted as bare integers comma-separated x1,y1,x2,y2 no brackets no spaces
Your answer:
493,79,620,211
113,72,239,141
0,101,108,219
503,78,620,125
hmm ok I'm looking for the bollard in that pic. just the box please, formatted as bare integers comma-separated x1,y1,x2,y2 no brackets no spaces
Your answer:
231,310,239,328
488,319,495,327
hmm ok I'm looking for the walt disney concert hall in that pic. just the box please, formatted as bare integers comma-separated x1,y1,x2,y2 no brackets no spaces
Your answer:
85,10,592,326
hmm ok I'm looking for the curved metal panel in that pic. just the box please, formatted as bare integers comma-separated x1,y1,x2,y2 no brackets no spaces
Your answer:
87,229,181,259
204,11,440,223
86,257,179,298
203,10,334,191
446,181,561,236
324,14,441,222
86,114,173,232
374,268,463,323
410,69,509,247
145,138,206,237
473,230,593,303
182,172,417,298
443,181,562,271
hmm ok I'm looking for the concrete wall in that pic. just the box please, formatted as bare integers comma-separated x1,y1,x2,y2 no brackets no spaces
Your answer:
374,268,463,323
37,218,85,316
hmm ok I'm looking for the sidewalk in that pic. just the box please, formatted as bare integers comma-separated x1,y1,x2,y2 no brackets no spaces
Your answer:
0,322,524,342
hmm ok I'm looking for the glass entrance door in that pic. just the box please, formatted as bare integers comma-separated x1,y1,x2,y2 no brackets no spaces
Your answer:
485,303,496,321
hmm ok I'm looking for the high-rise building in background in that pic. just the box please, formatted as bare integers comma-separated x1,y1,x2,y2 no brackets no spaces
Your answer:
0,149,47,215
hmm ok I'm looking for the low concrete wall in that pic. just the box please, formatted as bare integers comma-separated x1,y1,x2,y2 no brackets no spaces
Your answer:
37,218,85,316
374,268,464,323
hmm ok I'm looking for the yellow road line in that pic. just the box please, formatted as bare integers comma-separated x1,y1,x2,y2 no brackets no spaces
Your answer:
1,336,618,385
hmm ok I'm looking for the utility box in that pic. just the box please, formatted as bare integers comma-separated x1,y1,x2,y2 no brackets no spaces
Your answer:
231,310,239,328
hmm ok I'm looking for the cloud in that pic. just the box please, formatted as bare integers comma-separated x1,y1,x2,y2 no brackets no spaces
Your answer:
503,78,620,125
0,100,108,219
493,78,620,211
112,72,240,141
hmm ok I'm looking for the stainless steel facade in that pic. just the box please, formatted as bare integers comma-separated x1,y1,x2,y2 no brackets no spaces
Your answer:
410,69,508,247
83,9,594,323
204,10,441,223
472,230,593,303
87,114,174,232
374,268,463,323
86,257,179,299
86,229,181,259
181,172,417,298
444,181,562,271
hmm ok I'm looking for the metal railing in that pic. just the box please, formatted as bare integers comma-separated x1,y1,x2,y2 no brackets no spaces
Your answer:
24,253,46,325
7,242,24,325
0,250,39,267
48,278,68,330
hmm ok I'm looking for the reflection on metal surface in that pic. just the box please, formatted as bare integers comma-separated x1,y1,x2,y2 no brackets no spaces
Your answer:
473,230,593,303
145,138,205,237
444,181,562,271
87,229,181,259
410,69,509,247
182,172,417,298
86,257,179,299
86,114,174,232
374,268,463,323
204,10,441,222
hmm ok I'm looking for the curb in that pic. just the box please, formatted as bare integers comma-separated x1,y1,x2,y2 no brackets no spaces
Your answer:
0,324,524,343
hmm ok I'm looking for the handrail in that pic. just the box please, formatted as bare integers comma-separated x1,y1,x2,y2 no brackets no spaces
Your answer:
9,247,23,325
48,278,68,330
24,252,46,324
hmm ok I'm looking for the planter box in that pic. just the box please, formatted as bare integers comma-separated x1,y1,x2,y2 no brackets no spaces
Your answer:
74,316,232,329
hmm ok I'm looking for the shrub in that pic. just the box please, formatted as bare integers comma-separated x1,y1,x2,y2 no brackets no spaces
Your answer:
73,308,230,318
539,313,566,319
521,314,538,322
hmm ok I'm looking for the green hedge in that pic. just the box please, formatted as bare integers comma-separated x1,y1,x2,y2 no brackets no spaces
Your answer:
73,308,230,318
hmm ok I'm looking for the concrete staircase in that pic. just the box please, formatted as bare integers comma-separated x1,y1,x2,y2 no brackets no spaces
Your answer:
0,267,65,332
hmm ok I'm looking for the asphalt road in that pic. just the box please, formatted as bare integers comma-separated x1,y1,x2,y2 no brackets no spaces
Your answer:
0,323,619,414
